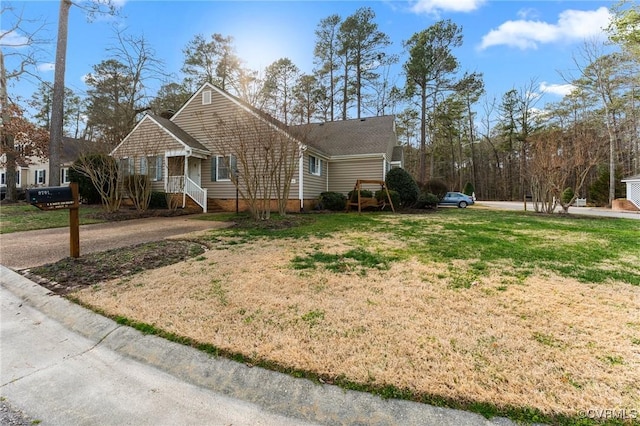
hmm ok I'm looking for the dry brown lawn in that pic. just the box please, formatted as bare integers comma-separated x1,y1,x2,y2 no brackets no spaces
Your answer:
75,228,640,418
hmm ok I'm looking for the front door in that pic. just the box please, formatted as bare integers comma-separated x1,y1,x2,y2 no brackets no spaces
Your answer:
187,159,201,187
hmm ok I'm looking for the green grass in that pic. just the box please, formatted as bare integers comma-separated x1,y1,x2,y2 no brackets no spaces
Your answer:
10,206,640,425
0,203,105,234
389,209,640,286
291,247,394,273
209,209,639,286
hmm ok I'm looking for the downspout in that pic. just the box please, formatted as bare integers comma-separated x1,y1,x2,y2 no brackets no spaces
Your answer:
381,154,387,180
326,161,329,191
298,153,304,211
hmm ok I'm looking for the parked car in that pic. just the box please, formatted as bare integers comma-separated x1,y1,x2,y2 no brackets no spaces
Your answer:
439,192,474,208
0,187,26,201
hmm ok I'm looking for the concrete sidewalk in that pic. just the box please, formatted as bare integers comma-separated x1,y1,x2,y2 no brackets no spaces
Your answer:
0,266,515,426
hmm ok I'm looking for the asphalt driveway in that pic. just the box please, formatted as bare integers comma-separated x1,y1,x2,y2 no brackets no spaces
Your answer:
0,216,230,270
476,201,640,219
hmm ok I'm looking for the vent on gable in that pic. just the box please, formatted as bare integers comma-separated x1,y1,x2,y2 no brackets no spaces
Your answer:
202,90,212,105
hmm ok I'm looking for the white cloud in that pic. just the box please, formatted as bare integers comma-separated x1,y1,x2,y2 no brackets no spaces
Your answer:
0,29,29,48
479,7,612,50
517,8,540,20
539,82,576,97
37,63,55,72
411,0,485,15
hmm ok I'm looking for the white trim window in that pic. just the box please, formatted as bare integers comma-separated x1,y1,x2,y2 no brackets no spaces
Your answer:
140,156,162,181
35,169,46,185
309,155,322,176
212,155,236,182
148,156,162,181
202,90,212,105
0,171,5,186
61,168,70,184
120,158,134,176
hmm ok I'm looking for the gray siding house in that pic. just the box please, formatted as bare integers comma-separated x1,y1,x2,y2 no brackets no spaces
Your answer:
112,83,403,212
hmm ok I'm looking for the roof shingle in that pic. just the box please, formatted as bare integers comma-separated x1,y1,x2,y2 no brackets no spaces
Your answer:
291,116,397,157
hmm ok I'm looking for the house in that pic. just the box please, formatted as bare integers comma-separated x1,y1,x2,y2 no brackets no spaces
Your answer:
621,174,640,210
0,137,106,198
112,82,403,212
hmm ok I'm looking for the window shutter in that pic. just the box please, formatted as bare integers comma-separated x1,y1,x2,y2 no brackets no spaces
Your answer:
211,157,217,181
35,171,37,184
156,156,163,180
43,170,46,184
230,155,237,177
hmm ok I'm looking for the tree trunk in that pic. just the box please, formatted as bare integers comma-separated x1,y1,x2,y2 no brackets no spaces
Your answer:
0,50,18,201
49,0,72,187
418,87,427,184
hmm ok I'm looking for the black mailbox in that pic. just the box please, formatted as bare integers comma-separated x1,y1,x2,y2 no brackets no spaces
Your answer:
27,186,75,210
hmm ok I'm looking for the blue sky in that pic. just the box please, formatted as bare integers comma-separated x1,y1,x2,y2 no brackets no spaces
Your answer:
3,0,615,116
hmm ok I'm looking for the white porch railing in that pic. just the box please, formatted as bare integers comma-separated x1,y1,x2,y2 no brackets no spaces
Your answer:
166,176,208,213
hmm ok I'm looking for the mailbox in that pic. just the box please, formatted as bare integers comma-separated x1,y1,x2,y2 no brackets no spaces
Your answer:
27,186,75,210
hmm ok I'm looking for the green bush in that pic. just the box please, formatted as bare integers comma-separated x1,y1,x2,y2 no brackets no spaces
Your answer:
422,179,448,200
415,192,440,209
385,168,419,207
463,182,475,197
561,187,574,204
149,191,168,209
375,189,400,209
318,192,347,211
348,189,374,201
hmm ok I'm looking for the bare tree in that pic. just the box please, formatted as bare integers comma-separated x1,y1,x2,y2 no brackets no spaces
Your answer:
528,122,607,213
1,3,47,200
73,153,121,212
197,107,302,220
565,40,626,207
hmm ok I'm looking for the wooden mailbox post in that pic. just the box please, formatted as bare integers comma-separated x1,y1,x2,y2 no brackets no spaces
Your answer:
26,182,80,258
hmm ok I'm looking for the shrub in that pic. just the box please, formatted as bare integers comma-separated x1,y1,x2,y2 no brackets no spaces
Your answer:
415,192,440,209
385,168,419,207
561,187,574,204
348,189,373,201
318,191,347,211
463,182,475,197
422,179,448,200
149,191,168,209
375,189,400,209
